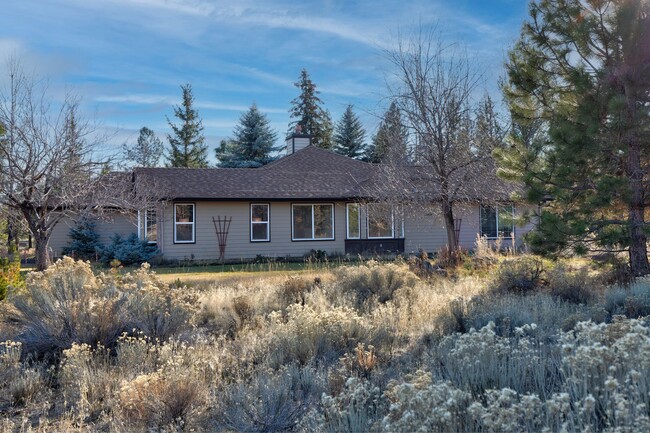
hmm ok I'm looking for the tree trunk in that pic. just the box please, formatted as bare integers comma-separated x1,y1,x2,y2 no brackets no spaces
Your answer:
627,143,649,276
441,198,459,254
624,84,650,277
34,233,51,271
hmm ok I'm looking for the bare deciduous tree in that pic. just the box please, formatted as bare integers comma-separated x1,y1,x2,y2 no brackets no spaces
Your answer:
377,28,508,254
0,61,140,270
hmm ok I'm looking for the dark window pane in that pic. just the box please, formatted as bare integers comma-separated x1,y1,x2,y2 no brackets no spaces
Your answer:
498,205,514,238
176,224,193,242
252,223,269,241
368,204,393,238
347,204,359,238
480,205,497,238
146,209,157,242
252,204,268,222
314,205,333,239
176,204,194,223
293,205,313,239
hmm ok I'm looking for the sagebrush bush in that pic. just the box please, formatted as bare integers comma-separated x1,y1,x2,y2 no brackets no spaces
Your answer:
334,262,419,311
491,256,545,295
4,258,194,359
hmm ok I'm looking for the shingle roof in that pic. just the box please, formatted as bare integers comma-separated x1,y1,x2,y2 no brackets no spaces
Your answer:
133,145,521,202
134,146,376,200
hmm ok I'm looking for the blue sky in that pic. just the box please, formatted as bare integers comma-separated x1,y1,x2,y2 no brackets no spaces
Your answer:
1,0,529,162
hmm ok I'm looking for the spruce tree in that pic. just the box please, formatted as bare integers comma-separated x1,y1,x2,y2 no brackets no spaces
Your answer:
498,0,650,275
333,105,367,159
123,127,164,167
288,69,332,149
367,101,409,163
61,217,101,260
216,104,279,167
166,84,208,168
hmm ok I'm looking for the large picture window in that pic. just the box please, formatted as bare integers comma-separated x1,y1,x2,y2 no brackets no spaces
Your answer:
480,204,514,239
346,203,360,239
250,203,270,242
174,203,195,243
145,208,157,244
292,204,334,240
367,203,394,238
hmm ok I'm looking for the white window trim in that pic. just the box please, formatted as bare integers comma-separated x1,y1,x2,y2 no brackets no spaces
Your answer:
174,203,195,244
250,203,270,242
291,203,335,241
367,203,395,239
480,204,515,239
144,208,157,244
346,203,360,239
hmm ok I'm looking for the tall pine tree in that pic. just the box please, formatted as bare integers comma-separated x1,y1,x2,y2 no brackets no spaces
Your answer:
367,101,409,163
122,127,164,167
216,104,279,167
288,69,332,149
166,84,208,168
498,0,650,275
333,105,367,159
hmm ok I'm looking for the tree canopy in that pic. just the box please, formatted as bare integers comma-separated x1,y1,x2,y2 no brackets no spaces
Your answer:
333,105,367,159
216,104,279,167
123,127,164,168
166,84,209,168
498,0,650,275
367,101,409,163
288,69,333,149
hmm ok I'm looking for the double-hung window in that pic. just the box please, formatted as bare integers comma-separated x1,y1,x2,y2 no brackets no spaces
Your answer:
174,203,195,243
480,204,514,238
250,203,270,242
145,208,157,244
292,204,334,240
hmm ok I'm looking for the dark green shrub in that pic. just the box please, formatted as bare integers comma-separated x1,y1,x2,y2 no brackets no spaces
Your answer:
61,217,102,261
100,233,159,266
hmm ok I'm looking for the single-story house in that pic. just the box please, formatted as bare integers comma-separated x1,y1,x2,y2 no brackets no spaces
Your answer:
48,134,534,262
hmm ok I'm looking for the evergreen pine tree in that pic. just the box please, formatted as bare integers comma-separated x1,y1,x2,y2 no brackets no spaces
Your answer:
123,127,164,167
367,101,409,163
61,217,101,260
288,69,332,149
333,105,367,159
216,104,279,167
498,0,650,275
166,84,208,168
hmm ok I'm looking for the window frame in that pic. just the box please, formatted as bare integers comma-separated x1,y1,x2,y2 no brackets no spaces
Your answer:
144,208,157,244
173,203,196,244
367,203,396,239
291,203,335,241
250,203,271,242
346,203,361,239
480,203,515,239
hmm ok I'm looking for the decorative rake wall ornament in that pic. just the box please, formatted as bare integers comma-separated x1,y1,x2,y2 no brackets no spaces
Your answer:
212,216,232,262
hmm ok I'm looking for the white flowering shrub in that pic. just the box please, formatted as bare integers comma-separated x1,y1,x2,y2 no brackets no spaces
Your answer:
317,377,383,433
435,321,562,398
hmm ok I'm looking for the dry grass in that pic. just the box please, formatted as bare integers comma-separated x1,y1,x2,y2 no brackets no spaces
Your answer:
1,256,650,432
